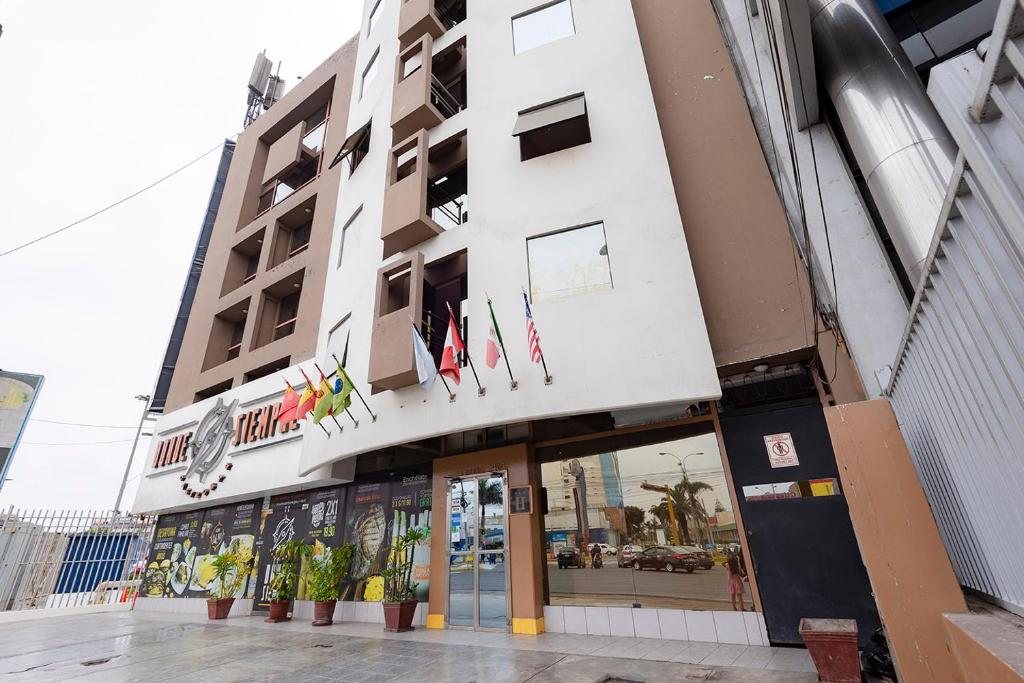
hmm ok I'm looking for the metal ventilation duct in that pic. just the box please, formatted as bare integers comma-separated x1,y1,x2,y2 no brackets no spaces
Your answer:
808,0,956,286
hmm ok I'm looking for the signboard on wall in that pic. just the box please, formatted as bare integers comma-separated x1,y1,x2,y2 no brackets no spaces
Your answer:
764,432,800,468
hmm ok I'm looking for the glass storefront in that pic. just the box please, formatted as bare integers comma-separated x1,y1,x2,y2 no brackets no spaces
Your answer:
541,434,753,612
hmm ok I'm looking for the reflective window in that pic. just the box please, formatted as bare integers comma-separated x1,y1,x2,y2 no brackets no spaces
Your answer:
743,478,840,501
337,208,362,269
326,314,351,360
528,222,612,302
512,0,575,55
361,49,380,99
367,0,383,35
541,434,753,612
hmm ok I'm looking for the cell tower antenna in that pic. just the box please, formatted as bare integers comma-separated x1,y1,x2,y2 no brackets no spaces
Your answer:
244,50,285,128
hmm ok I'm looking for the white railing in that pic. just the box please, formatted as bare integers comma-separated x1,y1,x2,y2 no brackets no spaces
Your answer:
0,508,155,613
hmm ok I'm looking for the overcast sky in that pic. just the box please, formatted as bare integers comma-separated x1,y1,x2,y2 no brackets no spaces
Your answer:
0,1,361,512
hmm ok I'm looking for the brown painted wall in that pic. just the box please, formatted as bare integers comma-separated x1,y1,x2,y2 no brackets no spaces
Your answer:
825,400,968,683
944,613,1024,683
427,444,544,624
632,0,815,369
164,37,358,411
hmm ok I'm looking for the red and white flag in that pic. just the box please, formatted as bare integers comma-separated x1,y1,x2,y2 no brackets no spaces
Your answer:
439,307,465,385
523,292,544,364
485,325,501,369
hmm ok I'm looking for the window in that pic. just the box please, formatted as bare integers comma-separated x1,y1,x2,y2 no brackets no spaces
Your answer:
327,314,351,360
337,208,362,269
367,0,383,35
527,222,612,302
243,356,291,384
512,93,590,161
512,0,575,55
275,291,301,340
361,49,380,99
329,120,372,174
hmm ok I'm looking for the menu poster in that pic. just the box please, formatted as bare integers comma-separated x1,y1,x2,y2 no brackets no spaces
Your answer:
340,481,391,603
253,491,309,609
390,472,433,602
158,510,203,598
306,486,344,550
186,499,262,599
140,514,179,598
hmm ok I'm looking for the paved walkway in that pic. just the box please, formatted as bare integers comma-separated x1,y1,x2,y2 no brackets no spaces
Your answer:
0,610,817,682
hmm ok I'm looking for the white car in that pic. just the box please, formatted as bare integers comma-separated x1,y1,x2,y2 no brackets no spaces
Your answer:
593,543,617,555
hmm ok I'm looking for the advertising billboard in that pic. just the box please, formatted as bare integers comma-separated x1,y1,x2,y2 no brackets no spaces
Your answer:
0,371,44,490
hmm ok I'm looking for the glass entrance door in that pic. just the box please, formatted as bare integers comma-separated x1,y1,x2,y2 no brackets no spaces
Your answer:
447,474,509,630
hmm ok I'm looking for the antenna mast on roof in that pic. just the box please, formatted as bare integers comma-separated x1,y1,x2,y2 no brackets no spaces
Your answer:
244,50,285,128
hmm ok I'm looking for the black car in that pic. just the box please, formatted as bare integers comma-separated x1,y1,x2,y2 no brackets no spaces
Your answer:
682,546,715,570
631,546,698,573
556,546,585,568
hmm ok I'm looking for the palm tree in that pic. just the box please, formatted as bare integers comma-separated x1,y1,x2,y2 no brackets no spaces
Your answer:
647,479,714,545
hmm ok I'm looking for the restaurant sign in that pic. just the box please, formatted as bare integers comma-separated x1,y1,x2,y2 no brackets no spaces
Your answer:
151,395,301,498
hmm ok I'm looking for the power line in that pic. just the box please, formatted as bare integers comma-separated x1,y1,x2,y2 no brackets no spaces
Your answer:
30,418,136,429
0,139,231,258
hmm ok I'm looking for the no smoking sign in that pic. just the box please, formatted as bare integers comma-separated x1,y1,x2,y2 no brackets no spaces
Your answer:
764,433,799,468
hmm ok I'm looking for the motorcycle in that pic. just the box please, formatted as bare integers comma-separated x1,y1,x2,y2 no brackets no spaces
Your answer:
591,552,603,569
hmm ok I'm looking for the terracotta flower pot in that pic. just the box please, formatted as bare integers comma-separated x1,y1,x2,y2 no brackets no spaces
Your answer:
265,599,291,623
383,600,417,633
313,600,337,626
206,597,234,620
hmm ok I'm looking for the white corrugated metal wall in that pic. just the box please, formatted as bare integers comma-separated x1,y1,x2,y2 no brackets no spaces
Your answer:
888,0,1024,615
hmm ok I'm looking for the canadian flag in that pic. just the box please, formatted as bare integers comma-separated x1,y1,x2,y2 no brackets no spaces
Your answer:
439,307,465,385
486,325,501,369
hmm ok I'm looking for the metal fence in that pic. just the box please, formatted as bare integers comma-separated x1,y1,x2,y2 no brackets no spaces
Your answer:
0,508,156,613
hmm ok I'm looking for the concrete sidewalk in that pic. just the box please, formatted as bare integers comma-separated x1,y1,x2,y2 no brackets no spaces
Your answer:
0,610,817,682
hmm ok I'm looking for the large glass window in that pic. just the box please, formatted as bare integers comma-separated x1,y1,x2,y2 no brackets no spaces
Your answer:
367,0,383,35
512,0,576,55
541,434,753,612
338,208,362,269
527,222,612,302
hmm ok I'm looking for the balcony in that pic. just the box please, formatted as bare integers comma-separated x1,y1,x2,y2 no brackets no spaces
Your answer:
398,0,465,50
391,35,466,142
367,253,426,392
381,129,467,258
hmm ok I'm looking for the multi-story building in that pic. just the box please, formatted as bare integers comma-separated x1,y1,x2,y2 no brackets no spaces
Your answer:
131,0,1023,672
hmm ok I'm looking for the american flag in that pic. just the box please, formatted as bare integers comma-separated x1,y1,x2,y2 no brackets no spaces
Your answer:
523,292,543,363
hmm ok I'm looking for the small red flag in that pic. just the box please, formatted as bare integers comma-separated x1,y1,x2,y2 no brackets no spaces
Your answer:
277,384,300,428
439,308,464,385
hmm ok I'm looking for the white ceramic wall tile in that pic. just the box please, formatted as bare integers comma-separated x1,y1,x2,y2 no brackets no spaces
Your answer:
584,607,611,636
352,601,369,623
684,610,717,642
607,607,634,637
713,611,749,645
543,606,565,633
368,601,384,623
293,600,312,620
743,612,764,646
563,606,587,634
757,613,770,646
340,601,355,621
632,608,661,639
656,609,688,640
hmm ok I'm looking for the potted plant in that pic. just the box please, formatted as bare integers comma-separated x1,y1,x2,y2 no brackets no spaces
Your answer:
266,539,304,623
206,550,245,620
306,543,355,626
382,525,430,632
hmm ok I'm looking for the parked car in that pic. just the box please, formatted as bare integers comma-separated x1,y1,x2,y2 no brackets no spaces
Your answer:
617,544,642,567
631,545,698,573
594,543,617,555
681,546,715,570
556,546,585,568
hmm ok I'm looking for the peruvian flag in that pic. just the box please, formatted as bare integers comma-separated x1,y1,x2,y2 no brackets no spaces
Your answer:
486,325,501,369
439,307,464,385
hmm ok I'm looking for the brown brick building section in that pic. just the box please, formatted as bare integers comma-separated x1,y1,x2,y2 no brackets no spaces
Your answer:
163,38,358,412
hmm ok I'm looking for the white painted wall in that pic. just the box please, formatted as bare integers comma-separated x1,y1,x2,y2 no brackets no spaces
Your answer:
131,366,342,515
303,0,721,475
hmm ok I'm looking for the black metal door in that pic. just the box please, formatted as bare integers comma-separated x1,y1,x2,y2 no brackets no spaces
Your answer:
721,399,880,646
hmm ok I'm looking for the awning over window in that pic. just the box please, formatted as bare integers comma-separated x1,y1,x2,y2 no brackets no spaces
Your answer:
329,119,372,170
512,94,586,137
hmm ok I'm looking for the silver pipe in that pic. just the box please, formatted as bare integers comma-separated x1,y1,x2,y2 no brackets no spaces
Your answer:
808,0,956,285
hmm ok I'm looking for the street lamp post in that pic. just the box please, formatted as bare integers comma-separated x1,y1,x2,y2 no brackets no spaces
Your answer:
659,451,706,545
114,394,151,514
